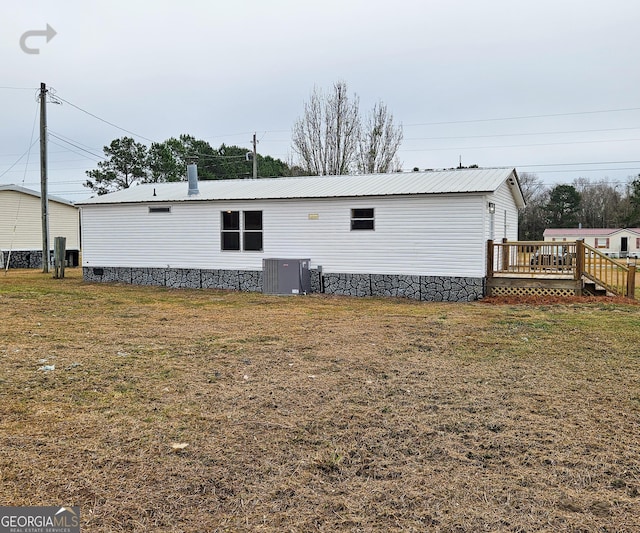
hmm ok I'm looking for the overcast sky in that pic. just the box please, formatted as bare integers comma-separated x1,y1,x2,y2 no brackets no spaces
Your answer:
2,0,640,201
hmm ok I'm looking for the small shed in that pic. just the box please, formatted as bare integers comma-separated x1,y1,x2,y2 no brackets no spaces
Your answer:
0,184,81,269
78,168,525,301
544,227,640,259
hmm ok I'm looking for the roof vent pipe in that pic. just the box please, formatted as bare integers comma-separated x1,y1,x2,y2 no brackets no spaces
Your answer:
187,163,199,196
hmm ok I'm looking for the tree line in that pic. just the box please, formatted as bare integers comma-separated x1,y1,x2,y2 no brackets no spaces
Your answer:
519,173,640,239
84,81,404,195
84,135,296,196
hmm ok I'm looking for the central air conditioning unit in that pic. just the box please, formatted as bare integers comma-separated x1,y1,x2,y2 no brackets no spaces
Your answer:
263,258,311,295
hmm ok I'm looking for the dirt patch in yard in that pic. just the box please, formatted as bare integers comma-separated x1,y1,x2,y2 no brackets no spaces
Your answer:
1,269,639,532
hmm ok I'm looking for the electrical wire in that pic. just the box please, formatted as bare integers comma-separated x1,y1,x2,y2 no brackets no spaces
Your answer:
403,106,640,127
48,130,103,152
20,105,39,186
0,138,40,180
48,133,105,160
55,95,155,143
400,137,640,152
525,168,640,175
404,125,640,141
0,101,39,183
512,160,640,168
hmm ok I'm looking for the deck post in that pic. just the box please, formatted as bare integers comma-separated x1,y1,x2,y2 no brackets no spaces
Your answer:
627,264,636,299
487,240,494,279
575,240,584,281
501,238,509,272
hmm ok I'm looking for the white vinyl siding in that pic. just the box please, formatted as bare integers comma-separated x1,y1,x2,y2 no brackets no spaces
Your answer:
487,181,519,242
81,194,491,277
0,190,80,250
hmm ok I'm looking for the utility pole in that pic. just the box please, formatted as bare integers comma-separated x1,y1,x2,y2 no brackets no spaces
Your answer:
39,82,50,273
252,133,257,179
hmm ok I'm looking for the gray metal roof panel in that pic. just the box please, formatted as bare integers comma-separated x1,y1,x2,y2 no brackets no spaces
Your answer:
78,168,520,205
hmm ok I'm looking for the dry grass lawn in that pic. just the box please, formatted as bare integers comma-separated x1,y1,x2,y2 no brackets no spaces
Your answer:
1,269,639,532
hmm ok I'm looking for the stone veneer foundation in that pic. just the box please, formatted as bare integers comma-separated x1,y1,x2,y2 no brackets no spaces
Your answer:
1,250,80,269
1,250,51,269
83,267,485,302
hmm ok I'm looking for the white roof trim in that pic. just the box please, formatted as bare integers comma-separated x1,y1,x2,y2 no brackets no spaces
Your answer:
0,184,76,207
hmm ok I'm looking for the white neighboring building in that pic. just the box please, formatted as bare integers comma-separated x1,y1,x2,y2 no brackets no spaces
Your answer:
78,168,524,301
0,185,80,269
544,227,640,259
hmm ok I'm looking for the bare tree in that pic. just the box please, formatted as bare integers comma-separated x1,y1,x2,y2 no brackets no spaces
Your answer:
292,81,360,175
573,177,623,228
357,101,403,173
517,172,549,240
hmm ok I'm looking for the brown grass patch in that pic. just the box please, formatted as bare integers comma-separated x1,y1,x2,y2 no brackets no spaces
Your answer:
1,269,640,531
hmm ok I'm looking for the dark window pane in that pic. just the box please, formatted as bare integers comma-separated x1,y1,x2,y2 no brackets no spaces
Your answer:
244,232,263,251
222,232,240,250
244,211,262,230
351,219,375,230
222,211,239,230
352,208,374,219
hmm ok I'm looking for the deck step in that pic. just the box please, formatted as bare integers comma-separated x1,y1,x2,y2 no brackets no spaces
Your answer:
583,282,607,297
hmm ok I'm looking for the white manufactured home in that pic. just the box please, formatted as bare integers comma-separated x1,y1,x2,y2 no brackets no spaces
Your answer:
78,168,524,301
544,227,640,259
0,184,81,269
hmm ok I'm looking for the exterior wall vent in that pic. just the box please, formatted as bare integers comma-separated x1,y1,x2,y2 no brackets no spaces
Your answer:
149,206,171,213
263,258,311,295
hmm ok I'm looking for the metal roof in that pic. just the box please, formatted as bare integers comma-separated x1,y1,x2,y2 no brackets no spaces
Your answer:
0,184,76,207
78,168,524,207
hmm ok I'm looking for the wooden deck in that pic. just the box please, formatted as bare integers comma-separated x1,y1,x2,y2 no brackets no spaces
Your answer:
486,240,637,299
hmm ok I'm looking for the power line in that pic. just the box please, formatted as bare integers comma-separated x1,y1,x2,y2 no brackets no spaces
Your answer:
49,132,104,160
400,137,640,152
513,160,640,168
404,125,640,141
48,130,102,152
201,129,291,141
0,138,40,180
527,168,640,175
404,106,640,127
55,95,155,143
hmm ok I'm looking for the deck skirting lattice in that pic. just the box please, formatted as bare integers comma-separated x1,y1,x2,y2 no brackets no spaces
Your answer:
489,286,576,298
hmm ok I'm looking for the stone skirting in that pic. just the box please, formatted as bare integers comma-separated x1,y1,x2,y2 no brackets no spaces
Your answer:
1,250,80,269
322,272,484,301
84,266,485,301
83,267,264,292
0,250,50,269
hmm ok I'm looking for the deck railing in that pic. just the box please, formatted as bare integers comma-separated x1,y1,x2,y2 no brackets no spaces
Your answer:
487,239,637,299
582,242,636,298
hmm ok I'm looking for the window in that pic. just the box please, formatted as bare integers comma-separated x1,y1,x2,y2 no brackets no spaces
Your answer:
149,206,171,213
351,208,374,230
221,211,240,250
221,210,263,251
243,211,263,251
595,237,609,249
